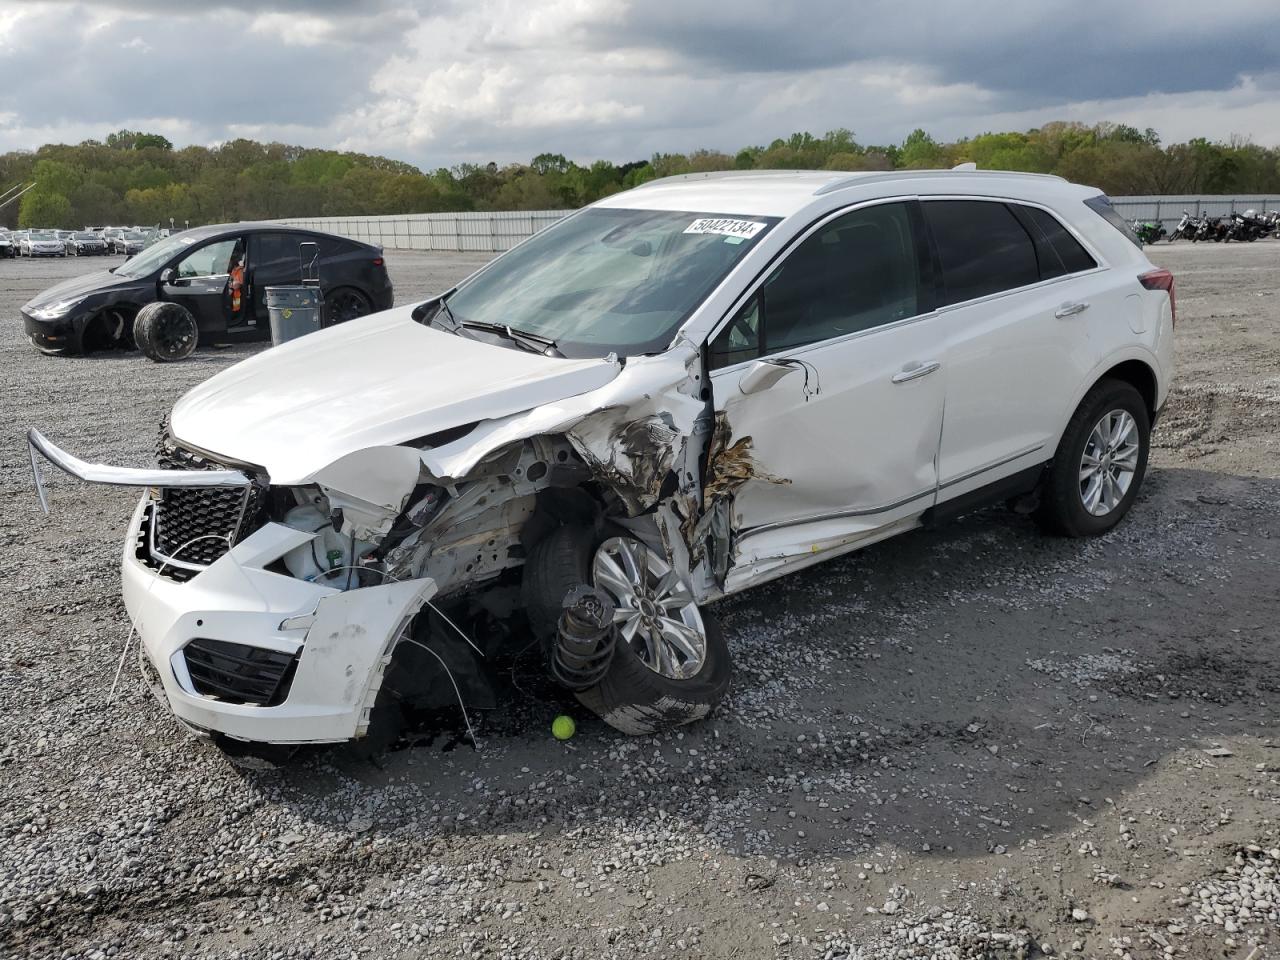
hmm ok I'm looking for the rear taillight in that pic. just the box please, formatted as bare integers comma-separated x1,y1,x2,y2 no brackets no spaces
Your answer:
1138,268,1176,326
372,257,384,267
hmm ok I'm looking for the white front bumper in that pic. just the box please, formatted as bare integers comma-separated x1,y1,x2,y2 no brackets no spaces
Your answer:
121,497,436,744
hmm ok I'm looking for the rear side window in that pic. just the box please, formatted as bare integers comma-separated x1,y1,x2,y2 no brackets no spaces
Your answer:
1016,205,1098,279
922,200,1039,306
1084,195,1142,248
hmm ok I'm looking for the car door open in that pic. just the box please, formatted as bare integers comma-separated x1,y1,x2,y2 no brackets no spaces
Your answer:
705,200,946,593
160,237,244,336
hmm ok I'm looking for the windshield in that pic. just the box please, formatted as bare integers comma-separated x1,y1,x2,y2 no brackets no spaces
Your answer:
74,232,96,240
443,208,779,358
30,231,56,240
115,233,199,278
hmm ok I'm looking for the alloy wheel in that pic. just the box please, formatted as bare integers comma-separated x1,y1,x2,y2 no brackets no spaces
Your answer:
324,289,370,325
592,536,707,680
1079,409,1140,516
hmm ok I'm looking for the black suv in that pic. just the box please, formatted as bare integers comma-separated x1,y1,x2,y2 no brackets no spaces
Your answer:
21,223,394,356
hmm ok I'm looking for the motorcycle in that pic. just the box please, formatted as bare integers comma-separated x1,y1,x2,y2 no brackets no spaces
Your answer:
1168,210,1201,242
1195,216,1228,242
1227,210,1271,242
1131,220,1167,245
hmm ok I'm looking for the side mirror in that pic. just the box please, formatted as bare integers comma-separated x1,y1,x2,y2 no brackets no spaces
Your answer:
738,359,795,396
159,267,178,285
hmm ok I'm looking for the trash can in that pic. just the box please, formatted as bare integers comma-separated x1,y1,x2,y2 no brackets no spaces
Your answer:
266,285,323,346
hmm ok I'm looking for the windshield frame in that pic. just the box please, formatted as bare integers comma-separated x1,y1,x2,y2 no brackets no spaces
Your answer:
445,207,781,359
113,232,204,279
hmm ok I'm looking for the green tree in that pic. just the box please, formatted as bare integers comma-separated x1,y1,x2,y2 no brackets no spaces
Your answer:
19,190,73,228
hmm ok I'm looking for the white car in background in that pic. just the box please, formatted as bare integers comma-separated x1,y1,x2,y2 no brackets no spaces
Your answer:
21,230,67,257
29,168,1175,753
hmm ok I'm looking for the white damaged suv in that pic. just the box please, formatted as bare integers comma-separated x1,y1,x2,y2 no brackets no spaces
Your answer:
29,169,1175,750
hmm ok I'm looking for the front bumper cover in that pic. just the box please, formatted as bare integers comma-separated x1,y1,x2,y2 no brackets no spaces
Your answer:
123,499,437,743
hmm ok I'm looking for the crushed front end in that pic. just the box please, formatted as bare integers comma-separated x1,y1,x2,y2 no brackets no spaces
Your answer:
30,427,437,745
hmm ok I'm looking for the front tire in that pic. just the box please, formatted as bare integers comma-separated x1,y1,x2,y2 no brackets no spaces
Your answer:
522,525,732,735
134,301,198,362
1037,379,1150,537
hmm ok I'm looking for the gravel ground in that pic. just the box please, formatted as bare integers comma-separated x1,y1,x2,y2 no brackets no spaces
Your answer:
1,241,1279,960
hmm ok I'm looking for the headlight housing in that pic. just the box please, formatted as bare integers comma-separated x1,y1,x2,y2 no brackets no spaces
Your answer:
28,300,81,320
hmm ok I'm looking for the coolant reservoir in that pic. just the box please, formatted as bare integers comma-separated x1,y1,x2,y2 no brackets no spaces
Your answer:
281,504,350,581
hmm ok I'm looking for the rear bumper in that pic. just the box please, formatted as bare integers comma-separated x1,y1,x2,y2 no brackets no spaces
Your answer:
122,498,437,744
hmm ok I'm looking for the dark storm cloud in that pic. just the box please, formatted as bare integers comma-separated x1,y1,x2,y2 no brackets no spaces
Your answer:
592,0,1279,105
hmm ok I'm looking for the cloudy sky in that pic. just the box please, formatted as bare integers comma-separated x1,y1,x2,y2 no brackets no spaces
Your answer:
1,0,1278,168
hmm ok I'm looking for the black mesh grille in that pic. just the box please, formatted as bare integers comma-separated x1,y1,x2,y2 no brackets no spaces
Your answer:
150,431,264,568
184,638,298,706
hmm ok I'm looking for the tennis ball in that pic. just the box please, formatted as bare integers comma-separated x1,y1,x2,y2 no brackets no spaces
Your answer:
552,715,576,741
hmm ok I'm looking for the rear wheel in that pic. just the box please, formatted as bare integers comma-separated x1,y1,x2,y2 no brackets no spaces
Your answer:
522,525,732,735
134,301,198,362
1037,379,1150,537
323,287,372,327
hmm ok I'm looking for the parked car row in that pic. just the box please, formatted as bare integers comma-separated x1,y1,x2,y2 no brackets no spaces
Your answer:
0,225,166,257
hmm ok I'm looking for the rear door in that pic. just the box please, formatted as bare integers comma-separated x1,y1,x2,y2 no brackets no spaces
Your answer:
247,232,308,325
925,199,1105,499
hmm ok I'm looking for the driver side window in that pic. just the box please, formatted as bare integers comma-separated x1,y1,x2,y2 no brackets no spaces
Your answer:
175,239,240,279
708,201,924,369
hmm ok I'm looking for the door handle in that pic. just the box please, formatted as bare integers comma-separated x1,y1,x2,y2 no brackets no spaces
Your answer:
1054,300,1090,318
892,360,941,384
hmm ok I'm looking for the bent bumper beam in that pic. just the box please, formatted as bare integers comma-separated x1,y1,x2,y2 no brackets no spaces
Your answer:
27,427,252,514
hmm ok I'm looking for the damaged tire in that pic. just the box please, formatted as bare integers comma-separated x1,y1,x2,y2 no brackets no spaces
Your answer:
523,525,731,736
134,301,198,362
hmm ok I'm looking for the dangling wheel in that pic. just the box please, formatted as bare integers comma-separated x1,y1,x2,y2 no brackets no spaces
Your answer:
522,526,731,735
133,301,198,362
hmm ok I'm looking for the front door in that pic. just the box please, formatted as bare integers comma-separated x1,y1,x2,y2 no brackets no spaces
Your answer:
705,200,946,593
161,237,244,336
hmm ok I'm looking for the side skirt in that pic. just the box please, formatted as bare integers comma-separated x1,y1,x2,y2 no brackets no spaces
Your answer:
922,462,1047,529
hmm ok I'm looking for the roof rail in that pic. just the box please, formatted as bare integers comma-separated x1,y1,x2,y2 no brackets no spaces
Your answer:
632,169,830,190
813,168,1066,196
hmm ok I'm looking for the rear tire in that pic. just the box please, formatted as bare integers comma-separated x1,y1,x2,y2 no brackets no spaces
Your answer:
522,524,732,735
1037,379,1150,537
323,287,372,327
134,301,198,362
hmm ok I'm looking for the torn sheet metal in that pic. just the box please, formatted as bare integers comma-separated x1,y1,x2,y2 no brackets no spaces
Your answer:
309,445,424,540
701,411,791,504
420,344,708,516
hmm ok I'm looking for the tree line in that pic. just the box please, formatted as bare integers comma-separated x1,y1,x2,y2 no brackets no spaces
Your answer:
5,123,1280,230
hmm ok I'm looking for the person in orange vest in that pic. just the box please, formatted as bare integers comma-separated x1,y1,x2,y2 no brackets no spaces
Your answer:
228,248,246,315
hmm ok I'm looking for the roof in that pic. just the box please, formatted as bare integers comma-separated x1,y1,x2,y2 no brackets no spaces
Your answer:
175,221,375,245
593,168,1081,219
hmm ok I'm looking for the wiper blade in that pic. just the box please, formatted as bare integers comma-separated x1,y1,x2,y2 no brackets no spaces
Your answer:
419,291,461,332
458,320,560,356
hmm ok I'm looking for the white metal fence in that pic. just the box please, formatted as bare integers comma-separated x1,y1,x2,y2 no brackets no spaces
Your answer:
280,196,1280,252
277,210,569,253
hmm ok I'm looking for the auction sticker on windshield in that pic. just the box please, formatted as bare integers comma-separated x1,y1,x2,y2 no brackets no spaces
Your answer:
684,217,768,239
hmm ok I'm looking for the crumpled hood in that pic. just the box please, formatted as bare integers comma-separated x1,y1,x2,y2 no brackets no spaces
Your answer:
169,306,621,485
23,270,129,309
